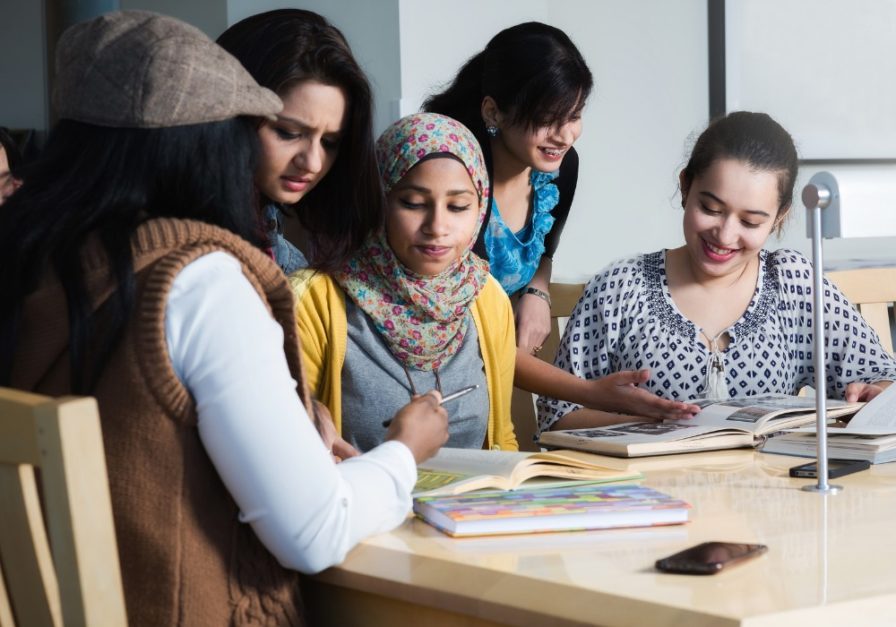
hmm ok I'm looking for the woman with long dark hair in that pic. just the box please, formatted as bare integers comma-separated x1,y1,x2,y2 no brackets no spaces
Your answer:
0,12,446,625
426,22,699,428
425,22,592,355
218,9,383,273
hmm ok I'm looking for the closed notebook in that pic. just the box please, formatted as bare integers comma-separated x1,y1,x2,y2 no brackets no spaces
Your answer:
413,483,690,537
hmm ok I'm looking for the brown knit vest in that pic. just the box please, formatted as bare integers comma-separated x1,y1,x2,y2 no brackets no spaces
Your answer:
13,219,311,626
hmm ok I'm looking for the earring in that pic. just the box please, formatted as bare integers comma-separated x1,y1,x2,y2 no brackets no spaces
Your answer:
486,125,499,138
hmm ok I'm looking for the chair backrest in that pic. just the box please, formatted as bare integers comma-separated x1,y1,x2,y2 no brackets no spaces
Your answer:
0,388,127,627
826,267,896,354
511,283,586,451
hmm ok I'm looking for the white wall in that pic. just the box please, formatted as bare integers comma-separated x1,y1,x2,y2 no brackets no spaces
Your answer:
547,0,708,281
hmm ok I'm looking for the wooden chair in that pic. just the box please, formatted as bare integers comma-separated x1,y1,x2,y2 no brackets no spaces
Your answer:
0,388,127,627
511,283,587,451
826,267,896,354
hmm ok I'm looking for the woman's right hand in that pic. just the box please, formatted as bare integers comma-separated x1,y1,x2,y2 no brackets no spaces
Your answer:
385,391,449,464
584,370,701,420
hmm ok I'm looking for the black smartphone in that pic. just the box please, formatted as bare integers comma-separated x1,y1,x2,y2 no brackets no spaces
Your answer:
655,541,767,575
789,458,870,479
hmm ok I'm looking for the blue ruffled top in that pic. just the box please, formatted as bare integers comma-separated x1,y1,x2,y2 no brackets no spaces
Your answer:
483,170,559,295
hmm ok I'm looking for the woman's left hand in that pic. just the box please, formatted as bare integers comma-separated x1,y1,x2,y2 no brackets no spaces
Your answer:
845,381,892,402
515,292,551,356
312,399,360,462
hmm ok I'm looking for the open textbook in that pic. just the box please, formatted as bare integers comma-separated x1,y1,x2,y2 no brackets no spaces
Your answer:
537,394,863,458
762,384,896,463
413,448,641,496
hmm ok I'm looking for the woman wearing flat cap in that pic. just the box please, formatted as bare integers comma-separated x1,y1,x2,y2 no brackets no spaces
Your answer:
0,11,448,626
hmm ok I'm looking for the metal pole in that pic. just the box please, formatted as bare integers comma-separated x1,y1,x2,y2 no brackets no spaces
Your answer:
801,182,841,494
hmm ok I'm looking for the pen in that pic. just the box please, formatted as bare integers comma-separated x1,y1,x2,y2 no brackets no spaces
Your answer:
381,384,480,428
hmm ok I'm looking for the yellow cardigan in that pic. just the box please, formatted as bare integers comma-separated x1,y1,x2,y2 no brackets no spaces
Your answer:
289,270,518,451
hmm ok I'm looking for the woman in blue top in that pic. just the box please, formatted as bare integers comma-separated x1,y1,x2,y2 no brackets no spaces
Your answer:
218,9,383,274
425,22,591,355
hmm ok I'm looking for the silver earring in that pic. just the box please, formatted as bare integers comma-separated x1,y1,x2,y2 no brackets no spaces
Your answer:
486,125,499,137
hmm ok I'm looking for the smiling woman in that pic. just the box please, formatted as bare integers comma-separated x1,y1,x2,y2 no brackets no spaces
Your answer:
537,111,896,433
425,22,593,356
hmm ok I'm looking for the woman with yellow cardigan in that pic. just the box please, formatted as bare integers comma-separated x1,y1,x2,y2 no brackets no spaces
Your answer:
292,113,517,452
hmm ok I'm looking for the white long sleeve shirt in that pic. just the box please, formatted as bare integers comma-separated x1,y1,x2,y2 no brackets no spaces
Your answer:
165,251,416,573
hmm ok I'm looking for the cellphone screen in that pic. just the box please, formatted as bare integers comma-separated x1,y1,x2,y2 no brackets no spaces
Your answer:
655,541,767,575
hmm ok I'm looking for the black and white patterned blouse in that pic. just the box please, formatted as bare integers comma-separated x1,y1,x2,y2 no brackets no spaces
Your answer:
536,249,896,433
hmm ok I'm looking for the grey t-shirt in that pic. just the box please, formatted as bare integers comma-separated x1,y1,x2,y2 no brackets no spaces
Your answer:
341,299,489,452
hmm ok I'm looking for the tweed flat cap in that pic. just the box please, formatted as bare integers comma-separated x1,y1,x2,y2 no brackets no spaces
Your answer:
53,10,282,128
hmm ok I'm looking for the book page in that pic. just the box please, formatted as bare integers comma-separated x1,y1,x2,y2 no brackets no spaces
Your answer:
685,394,857,433
418,448,532,477
549,422,735,443
842,383,896,433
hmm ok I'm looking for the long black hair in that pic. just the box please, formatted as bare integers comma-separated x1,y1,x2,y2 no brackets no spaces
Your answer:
424,22,593,163
218,9,383,272
0,117,262,392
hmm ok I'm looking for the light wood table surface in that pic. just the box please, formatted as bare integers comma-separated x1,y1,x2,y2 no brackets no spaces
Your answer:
303,450,896,626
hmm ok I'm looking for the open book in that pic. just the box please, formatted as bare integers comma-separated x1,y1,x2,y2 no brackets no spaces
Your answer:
761,384,896,463
413,448,642,496
413,483,690,537
538,394,863,458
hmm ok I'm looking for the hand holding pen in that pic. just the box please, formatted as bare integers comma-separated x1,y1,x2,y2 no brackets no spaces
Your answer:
382,385,479,427
382,390,451,464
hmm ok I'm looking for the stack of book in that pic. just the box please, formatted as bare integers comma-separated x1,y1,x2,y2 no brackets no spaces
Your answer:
761,384,896,464
411,448,688,537
413,483,690,537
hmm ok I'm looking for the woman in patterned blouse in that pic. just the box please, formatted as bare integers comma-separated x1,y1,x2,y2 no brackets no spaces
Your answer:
538,111,896,433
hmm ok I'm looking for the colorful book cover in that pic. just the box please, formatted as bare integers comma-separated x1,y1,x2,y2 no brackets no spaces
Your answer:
413,483,690,537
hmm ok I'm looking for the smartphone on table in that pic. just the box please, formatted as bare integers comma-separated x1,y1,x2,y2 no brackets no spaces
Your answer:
789,458,870,479
655,541,767,575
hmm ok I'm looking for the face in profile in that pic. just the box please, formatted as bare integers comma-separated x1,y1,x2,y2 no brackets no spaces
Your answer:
680,157,782,281
255,80,347,205
386,157,481,276
0,146,21,205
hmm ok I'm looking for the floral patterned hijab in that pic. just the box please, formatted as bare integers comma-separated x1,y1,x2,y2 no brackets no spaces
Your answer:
336,113,491,371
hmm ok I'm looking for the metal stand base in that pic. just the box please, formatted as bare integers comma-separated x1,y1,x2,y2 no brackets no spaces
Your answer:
801,484,842,494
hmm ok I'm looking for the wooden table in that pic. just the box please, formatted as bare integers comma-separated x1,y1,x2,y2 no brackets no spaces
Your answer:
303,450,896,626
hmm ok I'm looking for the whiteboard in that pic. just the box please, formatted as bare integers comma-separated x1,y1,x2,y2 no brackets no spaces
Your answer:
725,0,896,160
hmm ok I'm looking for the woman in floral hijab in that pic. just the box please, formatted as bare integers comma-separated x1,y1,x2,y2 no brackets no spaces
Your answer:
292,113,518,452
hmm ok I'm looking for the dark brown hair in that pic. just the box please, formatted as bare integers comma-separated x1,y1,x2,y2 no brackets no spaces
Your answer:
682,111,798,224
